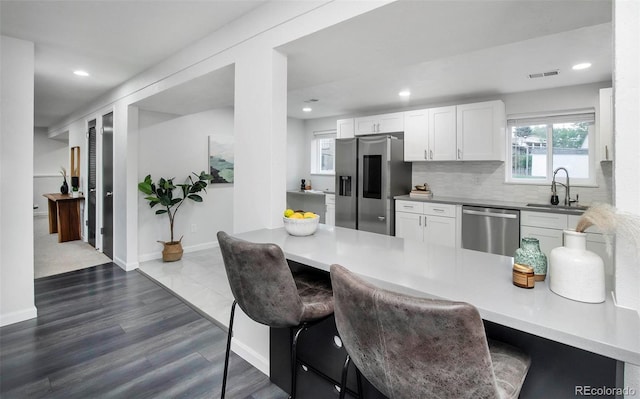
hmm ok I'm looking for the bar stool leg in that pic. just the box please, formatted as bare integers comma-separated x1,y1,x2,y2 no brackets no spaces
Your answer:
290,324,308,399
356,367,363,398
339,355,351,399
220,300,237,399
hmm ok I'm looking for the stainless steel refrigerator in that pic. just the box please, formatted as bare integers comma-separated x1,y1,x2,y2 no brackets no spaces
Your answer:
335,135,411,235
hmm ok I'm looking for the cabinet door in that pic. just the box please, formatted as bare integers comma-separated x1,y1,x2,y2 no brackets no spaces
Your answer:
378,112,404,133
520,226,563,259
584,233,613,278
337,119,355,139
424,215,456,247
403,109,428,161
428,106,457,160
456,100,505,161
354,116,378,135
325,205,335,226
395,212,423,242
355,112,404,135
598,87,613,161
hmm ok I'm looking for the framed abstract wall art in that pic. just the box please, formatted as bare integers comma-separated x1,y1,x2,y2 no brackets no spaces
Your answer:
208,135,234,184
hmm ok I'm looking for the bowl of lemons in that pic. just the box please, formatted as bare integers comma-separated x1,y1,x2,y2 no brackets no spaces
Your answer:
283,209,320,236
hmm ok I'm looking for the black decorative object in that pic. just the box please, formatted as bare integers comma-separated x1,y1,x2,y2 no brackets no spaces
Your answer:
300,179,306,191
71,176,79,190
61,179,69,194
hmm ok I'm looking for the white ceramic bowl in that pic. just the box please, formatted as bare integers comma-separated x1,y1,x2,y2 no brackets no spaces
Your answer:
283,215,319,236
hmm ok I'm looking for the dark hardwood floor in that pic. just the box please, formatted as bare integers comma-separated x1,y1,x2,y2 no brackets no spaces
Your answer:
0,263,287,399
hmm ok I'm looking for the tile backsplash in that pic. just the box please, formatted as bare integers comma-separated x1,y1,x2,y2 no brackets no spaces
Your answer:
412,161,613,205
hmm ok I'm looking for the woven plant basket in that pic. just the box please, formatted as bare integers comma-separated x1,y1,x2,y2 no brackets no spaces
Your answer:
161,240,183,262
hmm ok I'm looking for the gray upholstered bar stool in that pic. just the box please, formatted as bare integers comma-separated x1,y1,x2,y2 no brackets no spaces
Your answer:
330,264,531,399
217,231,334,399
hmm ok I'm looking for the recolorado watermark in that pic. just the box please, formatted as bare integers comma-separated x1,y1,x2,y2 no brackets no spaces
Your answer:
575,385,636,396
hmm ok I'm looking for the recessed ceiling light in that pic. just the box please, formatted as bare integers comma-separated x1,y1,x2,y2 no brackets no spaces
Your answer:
302,107,312,112
73,70,90,77
398,90,411,97
572,63,592,71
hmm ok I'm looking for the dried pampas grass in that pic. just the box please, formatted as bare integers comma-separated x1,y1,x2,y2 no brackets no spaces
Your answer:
574,202,640,256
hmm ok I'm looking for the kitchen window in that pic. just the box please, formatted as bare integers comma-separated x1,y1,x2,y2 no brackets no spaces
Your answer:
310,133,335,175
506,111,596,186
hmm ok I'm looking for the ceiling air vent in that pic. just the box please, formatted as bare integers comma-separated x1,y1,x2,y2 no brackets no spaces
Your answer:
529,70,559,79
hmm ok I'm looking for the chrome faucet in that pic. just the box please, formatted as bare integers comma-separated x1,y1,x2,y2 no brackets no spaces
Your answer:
551,167,578,206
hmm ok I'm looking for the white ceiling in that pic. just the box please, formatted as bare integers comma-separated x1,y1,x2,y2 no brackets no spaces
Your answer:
281,0,613,119
1,0,612,129
0,0,266,128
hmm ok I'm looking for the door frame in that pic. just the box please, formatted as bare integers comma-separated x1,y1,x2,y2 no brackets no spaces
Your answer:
85,117,100,250
83,106,114,254
101,111,114,259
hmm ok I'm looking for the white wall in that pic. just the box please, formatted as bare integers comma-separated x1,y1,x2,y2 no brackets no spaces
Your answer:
287,118,306,191
137,108,234,260
33,127,68,215
1,36,37,326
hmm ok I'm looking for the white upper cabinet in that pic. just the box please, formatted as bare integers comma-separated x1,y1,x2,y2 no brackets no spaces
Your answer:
337,118,355,139
355,112,404,135
598,87,613,161
456,100,505,161
403,106,456,161
403,109,429,161
403,100,504,162
428,106,457,160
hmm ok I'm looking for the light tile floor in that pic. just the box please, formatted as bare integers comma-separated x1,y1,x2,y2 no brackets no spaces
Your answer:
138,247,234,328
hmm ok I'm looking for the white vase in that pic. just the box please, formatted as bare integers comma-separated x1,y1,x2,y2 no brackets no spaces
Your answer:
549,230,605,303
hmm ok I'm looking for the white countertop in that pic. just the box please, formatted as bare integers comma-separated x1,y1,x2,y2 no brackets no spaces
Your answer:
395,195,586,215
235,225,640,365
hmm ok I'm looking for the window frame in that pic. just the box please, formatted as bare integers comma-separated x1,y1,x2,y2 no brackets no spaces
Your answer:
310,132,336,176
505,110,597,187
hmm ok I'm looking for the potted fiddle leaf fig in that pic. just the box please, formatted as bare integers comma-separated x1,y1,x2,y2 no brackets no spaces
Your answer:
138,171,213,262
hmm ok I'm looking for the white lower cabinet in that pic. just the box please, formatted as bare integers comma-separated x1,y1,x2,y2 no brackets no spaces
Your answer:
396,200,456,248
520,211,612,276
325,194,335,226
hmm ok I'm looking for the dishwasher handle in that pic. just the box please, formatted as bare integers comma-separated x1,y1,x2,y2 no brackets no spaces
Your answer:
463,209,518,219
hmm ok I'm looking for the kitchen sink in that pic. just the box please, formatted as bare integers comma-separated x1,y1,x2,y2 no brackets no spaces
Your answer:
526,203,589,211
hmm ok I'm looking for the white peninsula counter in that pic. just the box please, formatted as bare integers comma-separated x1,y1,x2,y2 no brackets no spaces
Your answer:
234,225,640,397
235,225,639,362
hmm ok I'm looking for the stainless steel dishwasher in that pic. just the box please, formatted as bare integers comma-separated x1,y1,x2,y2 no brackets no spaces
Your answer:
461,205,520,256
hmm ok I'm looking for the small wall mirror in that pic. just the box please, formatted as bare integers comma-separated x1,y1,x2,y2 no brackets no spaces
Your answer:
71,146,80,188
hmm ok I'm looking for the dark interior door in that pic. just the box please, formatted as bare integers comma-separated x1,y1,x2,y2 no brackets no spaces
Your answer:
88,120,97,247
102,112,114,259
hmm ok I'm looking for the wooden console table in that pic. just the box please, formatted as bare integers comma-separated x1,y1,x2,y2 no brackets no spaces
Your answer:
43,193,84,242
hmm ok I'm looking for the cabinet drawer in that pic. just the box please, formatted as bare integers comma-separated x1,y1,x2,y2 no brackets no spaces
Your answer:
423,203,455,217
297,317,358,393
521,211,568,229
395,200,424,214
325,194,335,205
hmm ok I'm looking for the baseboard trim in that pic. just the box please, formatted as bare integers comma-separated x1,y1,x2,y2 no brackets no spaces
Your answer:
113,256,138,272
231,338,270,376
0,306,38,327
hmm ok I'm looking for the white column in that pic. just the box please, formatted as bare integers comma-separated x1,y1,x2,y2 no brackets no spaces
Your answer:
234,48,288,233
227,47,288,374
613,0,640,396
0,36,37,326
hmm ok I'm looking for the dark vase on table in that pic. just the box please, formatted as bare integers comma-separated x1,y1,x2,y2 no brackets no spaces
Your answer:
60,179,69,194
